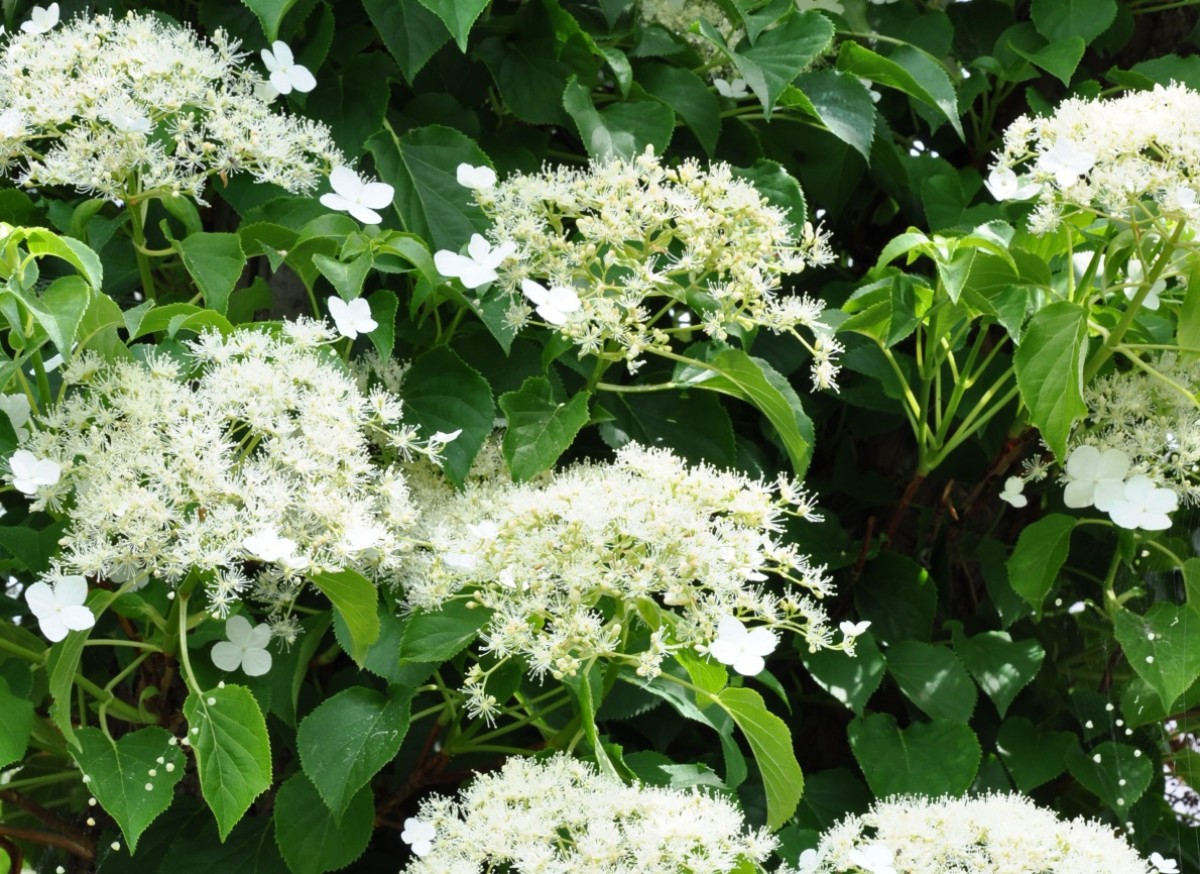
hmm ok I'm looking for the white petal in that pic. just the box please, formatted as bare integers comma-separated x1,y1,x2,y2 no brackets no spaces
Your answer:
1091,479,1126,513
24,581,57,618
38,612,69,643
358,181,395,209
348,203,383,225
261,47,281,72
289,65,317,93
241,647,272,677
458,262,497,289
546,286,580,313
269,70,293,95
1065,444,1099,478
536,304,568,326
708,639,740,667
482,240,517,268
60,605,96,632
434,250,469,278
733,652,766,676
271,41,294,67
245,622,273,650
320,192,353,213
1107,501,1140,530
224,614,254,646
466,234,492,263
56,575,89,607
328,166,364,200
521,279,549,305
1095,449,1130,480
744,626,778,657
1062,479,1094,509
211,640,244,672
328,295,349,321
716,615,746,643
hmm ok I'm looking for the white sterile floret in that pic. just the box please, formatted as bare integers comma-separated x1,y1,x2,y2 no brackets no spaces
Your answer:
1062,445,1129,511
1108,475,1178,531
400,817,436,857
403,442,836,697
984,166,1039,201
8,449,61,494
433,234,517,289
839,620,871,638
713,77,749,99
16,324,426,619
709,615,777,676
455,163,496,190
0,12,343,204
0,108,24,138
796,792,1163,874
320,166,394,225
24,576,94,642
520,279,581,326
1037,139,1096,188
399,754,776,874
999,475,1028,508
260,41,316,95
327,296,378,340
1150,851,1181,873
20,3,58,35
463,148,838,386
0,393,32,440
210,614,273,676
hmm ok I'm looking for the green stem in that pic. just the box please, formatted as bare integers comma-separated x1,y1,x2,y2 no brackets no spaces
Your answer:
0,635,44,663
176,596,201,695
1082,220,1184,381
74,675,156,725
595,381,680,393
30,348,52,407
127,200,159,303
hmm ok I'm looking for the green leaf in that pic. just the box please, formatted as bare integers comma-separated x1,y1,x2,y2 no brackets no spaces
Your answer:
398,600,490,665
995,716,1076,792
600,390,736,469
1031,0,1116,44
1005,513,1076,617
672,346,813,477
729,11,834,121
415,0,488,52
950,625,1044,718
308,570,380,666
184,685,272,841
240,0,297,41
69,727,186,852
1065,741,1152,813
563,79,675,161
848,714,981,797
730,159,807,231
178,233,246,316
853,552,936,645
401,346,495,489
1113,604,1200,714
637,63,721,155
836,42,963,139
362,0,449,83
157,808,288,874
801,631,886,716
717,686,803,829
46,587,115,747
499,378,590,482
3,275,91,357
22,228,103,289
272,774,374,874
313,252,372,303
886,640,977,723
791,71,877,161
297,686,412,819
366,124,491,253
367,289,398,361
477,34,573,127
1012,37,1087,87
1014,300,1088,461
0,675,33,769
635,673,746,788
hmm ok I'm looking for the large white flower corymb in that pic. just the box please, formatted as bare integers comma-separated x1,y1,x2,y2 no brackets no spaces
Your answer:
211,614,273,676
1062,445,1129,511
320,166,394,225
709,615,777,676
25,576,95,642
261,40,316,95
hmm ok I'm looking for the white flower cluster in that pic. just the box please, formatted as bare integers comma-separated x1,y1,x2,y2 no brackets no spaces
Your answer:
402,443,836,714
0,11,344,203
636,0,744,67
400,754,776,874
789,793,1174,874
11,321,423,620
989,84,1200,231
453,148,839,387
